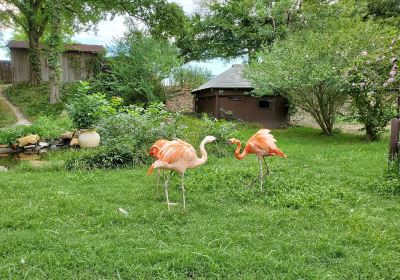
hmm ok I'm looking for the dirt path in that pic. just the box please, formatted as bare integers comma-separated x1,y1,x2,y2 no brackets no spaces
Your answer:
0,85,31,126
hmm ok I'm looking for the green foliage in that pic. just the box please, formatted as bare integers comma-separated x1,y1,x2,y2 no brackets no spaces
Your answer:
245,26,350,135
170,66,212,89
65,145,140,170
365,0,400,27
0,115,73,145
184,0,302,61
3,84,73,120
344,29,399,141
92,32,181,104
66,82,111,129
374,158,400,195
66,105,238,170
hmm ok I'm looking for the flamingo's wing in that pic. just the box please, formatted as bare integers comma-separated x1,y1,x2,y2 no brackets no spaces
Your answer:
158,141,197,163
246,129,285,156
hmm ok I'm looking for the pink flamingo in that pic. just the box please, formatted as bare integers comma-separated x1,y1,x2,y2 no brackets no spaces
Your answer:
148,136,217,210
228,129,287,190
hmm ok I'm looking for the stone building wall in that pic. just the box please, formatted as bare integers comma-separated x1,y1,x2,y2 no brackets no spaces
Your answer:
165,87,194,113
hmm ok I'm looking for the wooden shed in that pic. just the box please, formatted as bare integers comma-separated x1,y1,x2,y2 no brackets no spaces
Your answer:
192,64,288,128
6,40,105,83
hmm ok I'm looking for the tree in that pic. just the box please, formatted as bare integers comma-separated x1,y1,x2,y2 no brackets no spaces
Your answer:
181,0,303,62
170,66,212,89
344,29,399,141
365,0,400,27
47,0,63,104
93,31,181,104
245,24,353,135
0,0,188,86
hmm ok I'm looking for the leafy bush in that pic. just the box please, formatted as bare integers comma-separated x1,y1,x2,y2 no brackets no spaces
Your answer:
0,115,73,145
91,32,181,104
64,145,142,170
66,81,115,129
66,103,238,170
345,36,399,141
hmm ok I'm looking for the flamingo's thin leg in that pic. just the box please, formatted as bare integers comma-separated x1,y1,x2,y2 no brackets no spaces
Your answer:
156,169,160,198
263,157,269,175
164,171,173,210
181,173,186,210
259,157,263,191
246,157,262,188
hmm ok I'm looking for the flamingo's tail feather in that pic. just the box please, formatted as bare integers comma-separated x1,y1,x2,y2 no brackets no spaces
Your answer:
271,148,287,158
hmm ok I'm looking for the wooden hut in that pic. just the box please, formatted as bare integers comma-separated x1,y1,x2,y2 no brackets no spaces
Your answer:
6,40,105,83
192,64,288,128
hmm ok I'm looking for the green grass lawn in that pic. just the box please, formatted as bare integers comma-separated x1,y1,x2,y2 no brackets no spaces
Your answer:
1,127,399,279
0,98,17,127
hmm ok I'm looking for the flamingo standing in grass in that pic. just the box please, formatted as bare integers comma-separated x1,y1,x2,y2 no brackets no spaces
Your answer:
228,129,287,190
148,139,171,196
148,136,217,210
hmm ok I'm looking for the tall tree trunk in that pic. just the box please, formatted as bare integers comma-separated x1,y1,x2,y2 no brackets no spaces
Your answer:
28,31,42,86
48,0,63,104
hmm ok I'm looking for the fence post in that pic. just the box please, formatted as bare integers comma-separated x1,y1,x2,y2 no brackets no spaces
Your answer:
389,118,400,161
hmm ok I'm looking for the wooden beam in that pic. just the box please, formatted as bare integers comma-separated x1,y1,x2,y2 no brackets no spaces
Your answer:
389,118,400,160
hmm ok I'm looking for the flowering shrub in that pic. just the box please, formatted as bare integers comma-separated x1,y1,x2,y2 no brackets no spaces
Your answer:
345,37,400,141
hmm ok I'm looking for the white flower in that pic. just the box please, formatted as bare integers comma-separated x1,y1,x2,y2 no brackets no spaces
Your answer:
361,51,368,56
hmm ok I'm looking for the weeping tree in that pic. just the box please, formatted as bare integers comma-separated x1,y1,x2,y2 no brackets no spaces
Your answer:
245,26,352,135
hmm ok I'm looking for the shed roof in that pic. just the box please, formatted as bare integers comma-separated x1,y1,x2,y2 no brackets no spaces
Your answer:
192,64,252,93
6,40,105,53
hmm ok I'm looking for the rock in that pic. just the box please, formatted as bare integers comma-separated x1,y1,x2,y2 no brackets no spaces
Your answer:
0,166,8,172
39,148,49,154
23,145,36,149
70,137,79,147
17,134,40,147
39,142,49,147
60,131,74,140
0,148,14,154
118,208,129,216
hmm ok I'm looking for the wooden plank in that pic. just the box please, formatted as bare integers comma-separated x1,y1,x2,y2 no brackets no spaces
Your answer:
389,118,400,160
0,60,12,83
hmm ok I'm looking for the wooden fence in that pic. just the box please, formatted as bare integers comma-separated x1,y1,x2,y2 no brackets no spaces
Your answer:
0,60,12,83
389,118,400,160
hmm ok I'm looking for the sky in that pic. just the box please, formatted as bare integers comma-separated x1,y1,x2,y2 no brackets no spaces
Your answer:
0,0,242,76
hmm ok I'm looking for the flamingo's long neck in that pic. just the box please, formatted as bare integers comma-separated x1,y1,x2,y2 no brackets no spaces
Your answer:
234,141,247,160
196,138,210,167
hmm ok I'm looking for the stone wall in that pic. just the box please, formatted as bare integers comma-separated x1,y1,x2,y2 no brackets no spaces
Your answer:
165,87,194,113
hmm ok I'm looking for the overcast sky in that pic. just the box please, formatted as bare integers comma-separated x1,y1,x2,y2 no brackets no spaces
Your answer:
0,0,241,75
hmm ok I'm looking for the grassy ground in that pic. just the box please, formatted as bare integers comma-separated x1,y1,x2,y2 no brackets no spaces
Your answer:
4,84,66,121
1,127,399,279
0,98,17,127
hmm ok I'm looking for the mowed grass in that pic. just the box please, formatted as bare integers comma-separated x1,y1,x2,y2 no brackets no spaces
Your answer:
0,98,17,127
1,127,399,279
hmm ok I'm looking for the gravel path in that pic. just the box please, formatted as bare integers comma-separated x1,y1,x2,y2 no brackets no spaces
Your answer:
0,85,31,126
